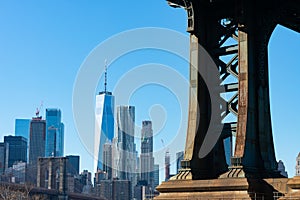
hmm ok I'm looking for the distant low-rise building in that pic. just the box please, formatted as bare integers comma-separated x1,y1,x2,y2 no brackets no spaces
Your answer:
81,170,93,195
94,170,108,185
113,179,131,200
12,161,26,183
95,179,113,199
94,179,131,200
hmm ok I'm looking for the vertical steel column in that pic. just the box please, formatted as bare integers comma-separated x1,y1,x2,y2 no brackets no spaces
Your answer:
230,0,279,177
175,2,230,180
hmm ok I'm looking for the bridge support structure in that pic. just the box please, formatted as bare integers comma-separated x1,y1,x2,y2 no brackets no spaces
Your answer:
156,0,300,199
37,157,67,195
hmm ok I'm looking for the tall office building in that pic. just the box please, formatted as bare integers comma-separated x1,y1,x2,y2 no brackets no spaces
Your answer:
136,155,141,180
176,151,184,173
66,155,80,176
116,106,136,178
103,141,112,179
165,150,170,181
29,117,46,166
4,136,27,169
94,91,115,172
112,138,119,179
95,64,115,172
15,119,31,140
45,108,64,157
15,119,31,162
153,164,159,189
140,121,154,188
27,117,46,184
116,105,137,194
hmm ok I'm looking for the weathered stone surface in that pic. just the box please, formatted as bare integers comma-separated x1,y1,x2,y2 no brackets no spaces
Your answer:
279,177,300,200
155,178,287,200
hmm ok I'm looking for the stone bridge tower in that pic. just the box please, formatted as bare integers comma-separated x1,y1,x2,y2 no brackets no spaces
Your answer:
156,0,300,199
37,157,67,194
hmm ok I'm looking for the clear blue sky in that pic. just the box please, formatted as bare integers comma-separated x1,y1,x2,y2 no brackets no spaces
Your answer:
0,1,299,183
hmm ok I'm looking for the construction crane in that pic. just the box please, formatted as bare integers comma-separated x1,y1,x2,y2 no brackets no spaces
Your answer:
35,101,43,117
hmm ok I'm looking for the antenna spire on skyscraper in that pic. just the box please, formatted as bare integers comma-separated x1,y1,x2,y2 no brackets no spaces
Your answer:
104,59,107,93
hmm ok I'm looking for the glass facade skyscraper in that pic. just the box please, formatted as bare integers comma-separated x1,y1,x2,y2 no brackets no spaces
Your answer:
103,141,112,179
29,117,46,166
66,155,80,176
140,120,154,188
4,136,27,169
95,91,115,172
15,119,30,140
116,106,137,183
45,108,64,157
15,119,31,162
153,164,159,188
117,106,136,158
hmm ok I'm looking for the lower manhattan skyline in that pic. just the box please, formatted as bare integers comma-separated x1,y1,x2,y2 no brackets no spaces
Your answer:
0,0,300,188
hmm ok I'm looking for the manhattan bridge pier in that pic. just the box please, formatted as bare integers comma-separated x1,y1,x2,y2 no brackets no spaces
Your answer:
155,0,300,199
